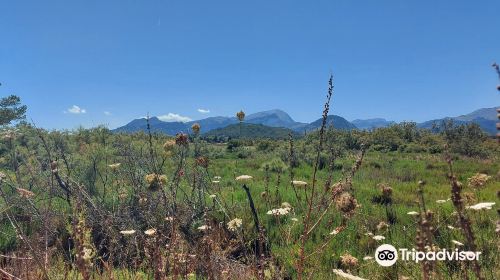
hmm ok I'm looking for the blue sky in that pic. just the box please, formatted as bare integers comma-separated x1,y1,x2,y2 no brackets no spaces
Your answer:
1,0,499,129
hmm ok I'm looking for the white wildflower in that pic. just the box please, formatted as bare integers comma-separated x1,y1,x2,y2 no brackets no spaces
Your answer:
466,202,495,211
332,269,367,280
281,202,292,209
144,228,157,236
120,230,136,235
227,218,242,231
372,235,385,241
407,211,419,216
267,208,290,216
330,229,341,235
82,247,93,260
197,225,210,231
452,240,464,246
291,180,308,187
236,175,253,181
108,163,121,169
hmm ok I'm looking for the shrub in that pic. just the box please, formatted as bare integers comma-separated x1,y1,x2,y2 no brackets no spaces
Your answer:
261,158,288,173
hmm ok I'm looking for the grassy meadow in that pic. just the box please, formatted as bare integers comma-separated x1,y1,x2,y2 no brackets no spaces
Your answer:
0,105,499,279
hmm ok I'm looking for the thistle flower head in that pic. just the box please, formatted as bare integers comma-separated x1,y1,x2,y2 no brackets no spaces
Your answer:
236,110,245,122
376,221,389,231
191,123,201,134
340,253,359,269
195,156,209,168
378,183,393,198
50,160,58,173
175,133,189,146
334,192,358,215
163,139,176,154
145,173,168,191
467,173,491,189
16,188,35,198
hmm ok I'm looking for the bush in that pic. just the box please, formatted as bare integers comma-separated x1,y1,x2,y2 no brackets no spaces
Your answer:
261,158,288,173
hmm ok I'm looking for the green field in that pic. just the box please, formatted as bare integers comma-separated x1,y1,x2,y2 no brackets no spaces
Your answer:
0,120,498,279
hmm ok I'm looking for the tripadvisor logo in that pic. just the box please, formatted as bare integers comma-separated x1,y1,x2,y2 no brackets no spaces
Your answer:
375,244,398,266
374,244,481,267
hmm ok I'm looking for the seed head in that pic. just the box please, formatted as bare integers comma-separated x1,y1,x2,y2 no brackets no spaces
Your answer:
163,139,176,153
335,192,358,215
175,133,189,146
340,253,359,269
145,173,168,191
236,110,245,122
191,123,201,134
195,156,209,168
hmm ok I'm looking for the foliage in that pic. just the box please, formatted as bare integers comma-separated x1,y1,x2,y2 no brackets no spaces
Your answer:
0,95,27,126
0,116,498,279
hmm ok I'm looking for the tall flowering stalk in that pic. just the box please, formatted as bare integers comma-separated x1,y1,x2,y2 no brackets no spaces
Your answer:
415,180,435,279
296,75,333,279
491,63,500,143
293,75,365,279
237,110,245,138
446,154,484,280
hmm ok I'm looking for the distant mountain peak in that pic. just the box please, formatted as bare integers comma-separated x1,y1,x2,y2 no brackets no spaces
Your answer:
454,107,497,121
351,118,395,130
246,109,295,123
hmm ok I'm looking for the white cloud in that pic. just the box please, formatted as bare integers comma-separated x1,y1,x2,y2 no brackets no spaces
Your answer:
197,108,210,114
104,111,112,116
66,105,86,114
157,113,192,123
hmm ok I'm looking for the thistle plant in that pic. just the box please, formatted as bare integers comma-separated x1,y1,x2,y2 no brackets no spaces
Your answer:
446,153,484,280
237,110,245,137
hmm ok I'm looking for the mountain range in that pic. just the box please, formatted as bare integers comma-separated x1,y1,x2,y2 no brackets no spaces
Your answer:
113,107,498,137
417,107,497,135
113,109,356,136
